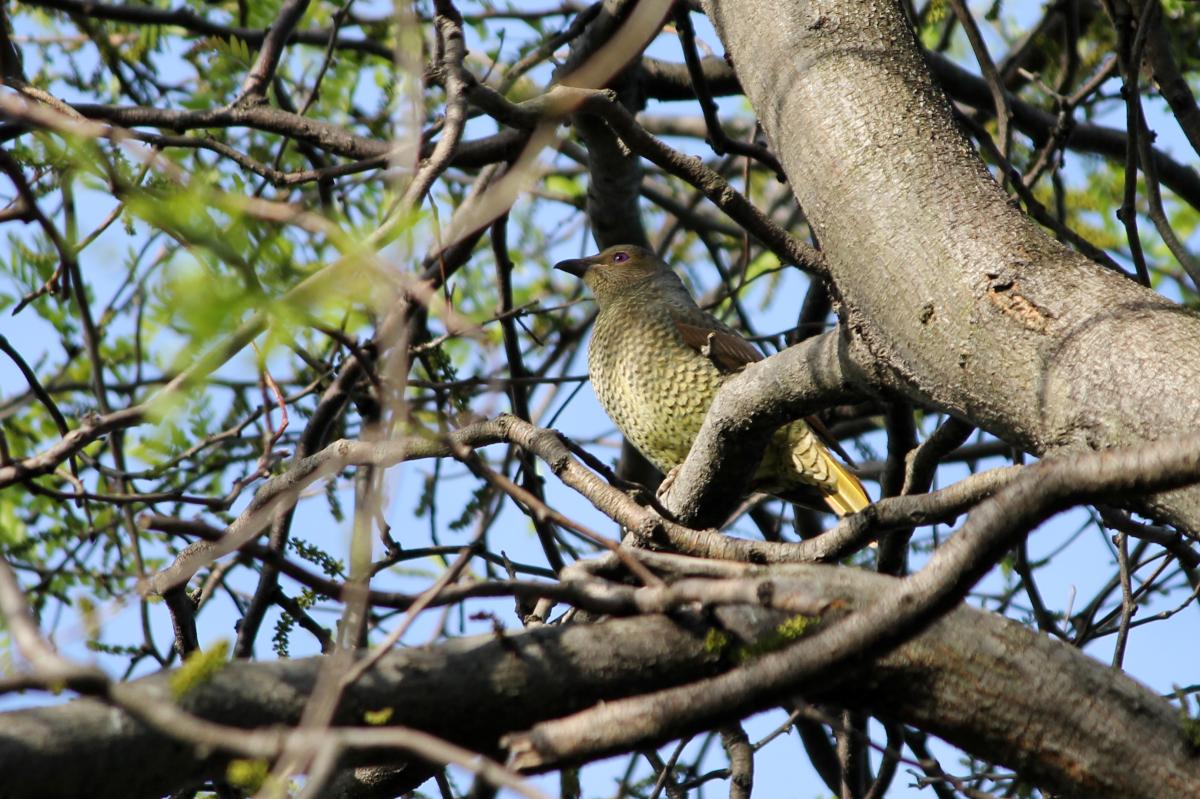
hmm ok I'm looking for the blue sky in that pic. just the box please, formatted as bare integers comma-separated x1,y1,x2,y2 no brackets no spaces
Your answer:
2,2,1198,797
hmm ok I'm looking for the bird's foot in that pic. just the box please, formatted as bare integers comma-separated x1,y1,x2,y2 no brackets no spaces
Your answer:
656,465,681,505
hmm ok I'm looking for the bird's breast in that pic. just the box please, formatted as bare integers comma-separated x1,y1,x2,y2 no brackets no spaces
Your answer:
588,306,724,472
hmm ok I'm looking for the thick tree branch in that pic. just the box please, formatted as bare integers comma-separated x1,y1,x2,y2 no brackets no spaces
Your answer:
638,52,1200,210
508,431,1200,797
705,0,1200,533
4,555,1196,799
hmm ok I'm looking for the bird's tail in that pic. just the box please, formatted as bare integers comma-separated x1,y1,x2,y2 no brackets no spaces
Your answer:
818,455,870,517
771,421,871,517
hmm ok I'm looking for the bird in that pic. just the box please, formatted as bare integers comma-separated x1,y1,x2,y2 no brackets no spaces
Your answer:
556,244,869,517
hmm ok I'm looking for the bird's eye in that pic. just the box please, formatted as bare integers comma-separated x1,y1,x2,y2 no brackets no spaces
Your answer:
611,251,630,264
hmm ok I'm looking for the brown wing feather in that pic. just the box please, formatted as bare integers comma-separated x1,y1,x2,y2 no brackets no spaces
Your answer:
672,315,763,372
672,313,857,466
672,312,869,514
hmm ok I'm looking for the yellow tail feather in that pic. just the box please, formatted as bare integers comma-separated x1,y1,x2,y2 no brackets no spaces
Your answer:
821,456,870,517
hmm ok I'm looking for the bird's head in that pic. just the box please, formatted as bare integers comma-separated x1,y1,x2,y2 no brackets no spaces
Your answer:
554,245,670,307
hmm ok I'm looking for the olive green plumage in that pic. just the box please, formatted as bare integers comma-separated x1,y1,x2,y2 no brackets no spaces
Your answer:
556,244,869,517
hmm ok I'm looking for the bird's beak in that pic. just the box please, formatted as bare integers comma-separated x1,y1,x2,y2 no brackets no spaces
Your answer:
554,257,591,278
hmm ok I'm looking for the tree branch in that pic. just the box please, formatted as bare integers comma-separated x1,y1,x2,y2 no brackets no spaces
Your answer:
6,554,1196,799
507,431,1200,797
660,329,860,527
704,0,1200,533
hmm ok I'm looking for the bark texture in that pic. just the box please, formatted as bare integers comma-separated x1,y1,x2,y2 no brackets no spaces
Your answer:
704,0,1200,531
1,565,1195,799
0,615,724,799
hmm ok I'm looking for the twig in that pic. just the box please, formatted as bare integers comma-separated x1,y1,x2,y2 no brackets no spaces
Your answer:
235,0,313,101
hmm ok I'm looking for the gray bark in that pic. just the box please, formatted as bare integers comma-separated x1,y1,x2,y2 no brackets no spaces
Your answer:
704,0,1200,532
1,565,1194,799
0,615,724,799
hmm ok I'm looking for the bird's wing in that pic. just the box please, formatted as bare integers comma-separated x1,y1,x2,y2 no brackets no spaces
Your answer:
672,310,861,469
671,312,764,372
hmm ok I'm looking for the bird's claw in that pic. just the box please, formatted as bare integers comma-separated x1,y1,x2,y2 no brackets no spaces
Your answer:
656,465,681,504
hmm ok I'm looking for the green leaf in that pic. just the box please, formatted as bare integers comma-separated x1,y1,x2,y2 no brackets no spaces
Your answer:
170,639,230,697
